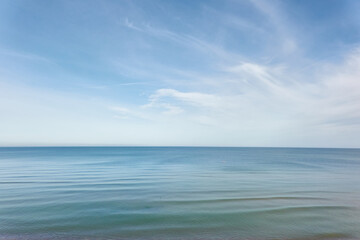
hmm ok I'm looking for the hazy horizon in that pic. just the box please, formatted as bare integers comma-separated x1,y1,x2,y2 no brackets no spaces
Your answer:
1,145,360,150
1,0,360,148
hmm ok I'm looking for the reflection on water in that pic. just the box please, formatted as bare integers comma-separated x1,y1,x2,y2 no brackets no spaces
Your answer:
1,147,360,239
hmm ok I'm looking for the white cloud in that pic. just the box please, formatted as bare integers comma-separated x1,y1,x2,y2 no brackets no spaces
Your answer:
142,47,360,147
159,103,184,115
1,1,359,147
149,89,221,109
109,106,130,113
249,0,299,55
122,18,240,62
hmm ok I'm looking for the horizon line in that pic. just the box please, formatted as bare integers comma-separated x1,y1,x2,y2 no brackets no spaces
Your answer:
0,145,359,150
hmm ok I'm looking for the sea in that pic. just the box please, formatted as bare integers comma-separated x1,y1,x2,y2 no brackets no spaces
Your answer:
0,147,360,240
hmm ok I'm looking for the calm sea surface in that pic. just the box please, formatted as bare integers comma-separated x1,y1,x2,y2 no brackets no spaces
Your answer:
1,147,360,240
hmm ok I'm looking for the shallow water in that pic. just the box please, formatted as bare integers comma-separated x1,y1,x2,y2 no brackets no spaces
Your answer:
1,147,360,239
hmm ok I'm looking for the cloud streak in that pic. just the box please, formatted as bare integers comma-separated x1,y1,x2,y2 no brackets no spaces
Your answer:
0,0,359,147
145,48,360,139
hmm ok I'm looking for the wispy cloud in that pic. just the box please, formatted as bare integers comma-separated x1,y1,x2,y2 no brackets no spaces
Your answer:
249,0,299,55
148,89,221,109
144,48,360,136
122,18,241,62
1,0,359,147
0,48,52,63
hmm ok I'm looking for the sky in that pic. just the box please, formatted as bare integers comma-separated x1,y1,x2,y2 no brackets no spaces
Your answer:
0,0,360,147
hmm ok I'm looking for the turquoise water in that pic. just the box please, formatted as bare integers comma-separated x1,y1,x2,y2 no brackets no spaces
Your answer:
1,147,360,240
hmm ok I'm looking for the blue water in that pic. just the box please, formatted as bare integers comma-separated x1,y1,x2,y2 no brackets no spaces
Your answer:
1,147,360,240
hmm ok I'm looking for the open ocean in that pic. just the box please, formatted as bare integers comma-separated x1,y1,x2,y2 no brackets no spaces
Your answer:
0,147,360,240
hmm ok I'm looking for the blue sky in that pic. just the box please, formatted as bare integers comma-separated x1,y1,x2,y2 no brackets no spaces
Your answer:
1,0,360,147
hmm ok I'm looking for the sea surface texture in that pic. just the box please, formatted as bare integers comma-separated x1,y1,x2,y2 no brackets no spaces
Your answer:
1,147,360,240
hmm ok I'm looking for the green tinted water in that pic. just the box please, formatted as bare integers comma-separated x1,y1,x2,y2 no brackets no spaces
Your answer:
1,147,360,239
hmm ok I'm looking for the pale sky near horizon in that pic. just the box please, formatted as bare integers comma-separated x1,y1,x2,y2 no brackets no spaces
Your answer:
1,0,360,147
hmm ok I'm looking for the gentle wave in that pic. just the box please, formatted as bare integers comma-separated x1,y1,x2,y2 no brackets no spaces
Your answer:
1,147,360,239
